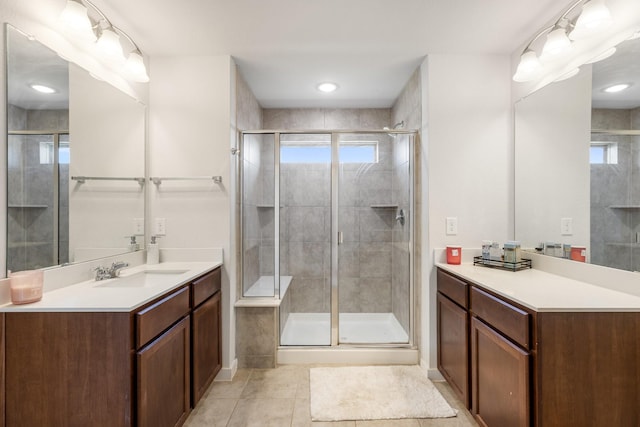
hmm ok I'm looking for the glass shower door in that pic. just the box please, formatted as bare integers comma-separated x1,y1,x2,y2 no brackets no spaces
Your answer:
337,132,411,344
279,133,332,345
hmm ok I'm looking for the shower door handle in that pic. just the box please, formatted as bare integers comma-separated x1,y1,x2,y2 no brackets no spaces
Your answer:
338,231,344,245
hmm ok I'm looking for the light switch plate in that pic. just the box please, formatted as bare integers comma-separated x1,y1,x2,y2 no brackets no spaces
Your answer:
446,217,458,235
155,218,166,236
560,217,573,236
132,218,144,236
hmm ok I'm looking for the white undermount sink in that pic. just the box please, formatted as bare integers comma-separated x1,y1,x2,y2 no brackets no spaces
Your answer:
94,269,189,288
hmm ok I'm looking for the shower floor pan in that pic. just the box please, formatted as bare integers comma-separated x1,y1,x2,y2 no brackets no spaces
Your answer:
280,312,408,346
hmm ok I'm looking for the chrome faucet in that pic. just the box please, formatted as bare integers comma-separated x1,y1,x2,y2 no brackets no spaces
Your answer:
94,261,129,281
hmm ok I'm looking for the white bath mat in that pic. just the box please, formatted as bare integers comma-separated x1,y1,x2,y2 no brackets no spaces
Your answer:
309,365,458,421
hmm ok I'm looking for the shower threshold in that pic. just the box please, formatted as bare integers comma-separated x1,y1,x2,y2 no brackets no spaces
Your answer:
280,312,408,346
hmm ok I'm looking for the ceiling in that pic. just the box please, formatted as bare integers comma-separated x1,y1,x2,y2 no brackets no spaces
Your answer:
592,35,640,109
90,0,569,108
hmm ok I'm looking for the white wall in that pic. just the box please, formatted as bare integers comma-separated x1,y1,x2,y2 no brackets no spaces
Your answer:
69,63,146,261
422,54,512,369
148,55,236,373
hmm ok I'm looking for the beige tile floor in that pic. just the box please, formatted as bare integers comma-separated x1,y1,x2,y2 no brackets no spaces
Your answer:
184,365,479,427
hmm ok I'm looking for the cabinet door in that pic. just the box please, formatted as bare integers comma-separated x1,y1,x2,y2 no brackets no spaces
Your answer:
471,317,529,427
192,291,222,405
138,316,191,427
437,292,470,408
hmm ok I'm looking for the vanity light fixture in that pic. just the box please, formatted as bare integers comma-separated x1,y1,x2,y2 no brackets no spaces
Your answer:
603,83,631,93
317,82,338,93
553,68,581,82
569,0,613,40
584,46,616,64
59,0,96,42
59,0,149,82
513,0,613,82
30,84,57,94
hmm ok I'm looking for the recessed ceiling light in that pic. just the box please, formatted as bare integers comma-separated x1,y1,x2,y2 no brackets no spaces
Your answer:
317,82,338,93
30,84,56,94
603,83,631,93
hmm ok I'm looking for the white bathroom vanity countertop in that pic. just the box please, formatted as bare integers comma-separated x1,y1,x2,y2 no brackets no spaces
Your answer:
436,262,640,312
0,261,221,312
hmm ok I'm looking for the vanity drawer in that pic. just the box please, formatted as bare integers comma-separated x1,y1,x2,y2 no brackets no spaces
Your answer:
136,286,190,349
437,269,469,309
471,286,530,350
191,268,221,308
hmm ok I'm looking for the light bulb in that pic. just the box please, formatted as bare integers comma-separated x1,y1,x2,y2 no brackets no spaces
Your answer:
59,0,96,42
569,0,613,40
317,82,338,93
541,27,572,62
96,26,124,62
125,50,150,83
513,50,543,82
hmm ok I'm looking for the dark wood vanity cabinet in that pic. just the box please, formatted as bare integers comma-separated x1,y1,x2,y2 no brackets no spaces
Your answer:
436,269,470,408
437,267,640,427
2,266,222,427
136,286,191,427
190,268,222,405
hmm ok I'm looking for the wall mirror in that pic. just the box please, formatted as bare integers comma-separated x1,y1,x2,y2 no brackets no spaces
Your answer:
515,34,640,272
6,24,146,273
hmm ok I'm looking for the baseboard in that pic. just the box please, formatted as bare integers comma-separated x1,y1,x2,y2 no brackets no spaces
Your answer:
419,357,444,381
214,358,238,382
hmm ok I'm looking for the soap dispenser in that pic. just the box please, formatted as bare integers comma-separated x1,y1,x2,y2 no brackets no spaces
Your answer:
147,235,160,265
126,235,139,252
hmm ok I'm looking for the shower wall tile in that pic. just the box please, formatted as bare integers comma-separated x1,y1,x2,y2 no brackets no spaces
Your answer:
359,242,391,278
263,109,324,129
591,108,630,130
324,109,361,129
359,109,393,129
8,104,27,130
259,245,274,276
338,242,360,278
392,243,411,332
338,277,360,313
340,278,391,313
338,207,360,242
287,242,328,277
236,71,263,130
392,68,421,130
359,171,392,206
359,208,393,242
283,168,330,207
289,278,329,313
359,278,392,312
287,207,330,243
264,108,391,130
27,109,69,131
243,243,260,293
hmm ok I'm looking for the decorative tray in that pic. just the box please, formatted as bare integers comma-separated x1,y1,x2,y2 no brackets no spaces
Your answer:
473,256,532,272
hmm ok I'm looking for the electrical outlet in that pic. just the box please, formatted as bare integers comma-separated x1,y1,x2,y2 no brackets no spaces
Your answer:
446,217,458,235
155,218,166,236
132,218,144,236
560,217,573,236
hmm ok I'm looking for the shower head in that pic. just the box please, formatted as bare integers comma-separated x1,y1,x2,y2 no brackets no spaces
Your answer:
383,121,405,131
